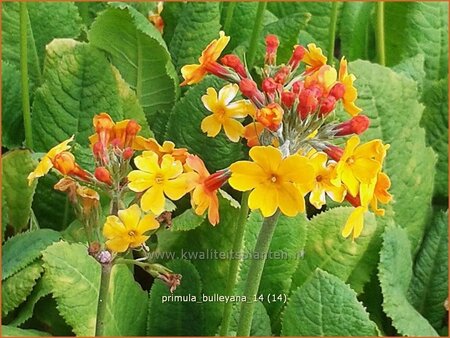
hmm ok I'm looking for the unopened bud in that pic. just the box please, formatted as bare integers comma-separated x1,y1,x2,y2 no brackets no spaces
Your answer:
319,96,337,117
281,91,296,109
96,250,112,264
123,147,134,160
292,81,304,94
335,115,370,136
126,120,141,137
262,77,278,94
239,78,266,107
298,89,319,119
265,34,279,65
324,145,344,162
274,66,290,85
95,167,112,185
288,45,306,70
329,83,346,100
221,54,247,78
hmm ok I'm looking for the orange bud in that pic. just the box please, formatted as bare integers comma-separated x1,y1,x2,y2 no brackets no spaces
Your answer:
122,147,134,160
95,167,112,185
324,145,344,162
93,113,114,134
53,152,76,175
256,103,284,131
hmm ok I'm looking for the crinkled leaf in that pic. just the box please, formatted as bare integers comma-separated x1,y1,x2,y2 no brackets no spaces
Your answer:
282,269,379,336
291,207,380,294
170,208,206,232
160,2,185,47
379,225,438,336
2,229,60,280
2,261,43,317
1,325,50,337
147,260,203,335
42,241,100,336
2,149,38,232
408,210,448,330
89,4,178,125
392,54,426,91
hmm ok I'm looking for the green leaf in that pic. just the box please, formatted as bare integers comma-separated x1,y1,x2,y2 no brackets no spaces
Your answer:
102,264,148,336
160,2,185,47
1,62,25,148
2,149,38,232
88,4,178,125
147,260,203,336
237,211,307,332
378,225,438,336
1,2,83,86
171,208,206,232
282,269,379,336
1,325,50,337
391,54,426,90
156,196,240,335
159,76,245,172
339,2,375,61
290,207,380,294
168,2,221,72
228,301,272,336
408,210,448,330
42,241,101,336
348,60,436,253
2,229,61,281
31,39,123,150
2,261,43,317
2,187,8,241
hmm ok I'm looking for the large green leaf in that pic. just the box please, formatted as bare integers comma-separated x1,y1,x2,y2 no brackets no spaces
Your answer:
89,4,179,125
348,60,436,253
2,261,43,317
1,62,25,148
228,301,272,336
170,208,206,232
1,326,50,337
291,207,380,294
237,211,308,332
2,149,38,233
282,269,379,336
155,196,240,335
1,2,82,86
378,225,438,336
168,2,221,73
147,260,203,336
157,76,245,172
408,210,448,330
2,229,60,281
42,241,100,336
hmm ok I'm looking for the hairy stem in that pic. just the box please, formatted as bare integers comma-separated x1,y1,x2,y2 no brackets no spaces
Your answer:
223,2,237,34
95,263,112,336
247,2,267,68
20,2,33,149
236,210,280,336
219,191,250,336
327,1,339,66
376,2,386,66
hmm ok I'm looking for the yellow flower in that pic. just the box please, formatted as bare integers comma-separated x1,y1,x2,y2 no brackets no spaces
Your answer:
133,137,189,164
229,146,315,217
331,136,384,197
304,64,337,93
201,84,253,142
309,152,346,209
338,57,362,116
302,43,327,72
360,171,393,216
180,31,230,86
27,135,74,186
103,204,159,252
127,151,196,215
342,206,366,240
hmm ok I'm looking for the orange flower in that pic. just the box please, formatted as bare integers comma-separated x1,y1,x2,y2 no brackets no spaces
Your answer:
338,57,362,116
132,137,189,164
180,31,230,86
149,2,164,33
52,152,89,181
243,122,265,147
256,103,284,131
302,43,327,72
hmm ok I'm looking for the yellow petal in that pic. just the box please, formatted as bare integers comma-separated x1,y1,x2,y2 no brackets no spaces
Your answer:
341,165,360,197
106,237,130,253
201,87,218,112
342,206,365,239
207,193,220,226
127,170,154,192
229,161,265,191
103,215,126,239
141,185,165,214
134,151,160,173
223,118,244,142
160,154,183,179
310,185,326,209
137,214,160,233
249,146,282,174
324,182,346,203
180,64,206,86
201,115,222,137
192,186,209,215
218,83,238,105
278,155,315,191
118,204,141,230
278,182,304,216
226,100,252,119
248,183,278,217
343,100,362,116
46,135,74,159
129,235,150,248
28,157,53,186
164,175,190,200
309,152,328,172
352,158,381,183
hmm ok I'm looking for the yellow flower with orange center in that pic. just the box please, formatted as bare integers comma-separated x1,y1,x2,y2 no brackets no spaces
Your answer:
304,65,337,94
103,204,159,252
27,135,74,185
201,84,253,142
229,146,315,217
256,103,284,132
180,31,230,86
127,151,196,215
338,57,362,116
302,43,327,72
309,152,346,209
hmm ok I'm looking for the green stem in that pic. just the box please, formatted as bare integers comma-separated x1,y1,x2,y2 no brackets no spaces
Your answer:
20,2,33,149
327,1,339,66
95,263,112,337
236,210,280,336
223,2,237,34
247,2,267,68
219,191,250,336
376,2,386,66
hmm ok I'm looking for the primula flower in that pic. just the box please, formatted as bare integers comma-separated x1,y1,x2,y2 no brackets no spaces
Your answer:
338,57,362,116
342,206,366,240
103,204,159,252
127,151,195,215
243,122,265,147
133,137,189,164
229,146,315,217
256,103,284,131
149,1,164,33
302,43,327,72
201,84,253,142
360,171,392,216
76,186,100,216
52,151,89,180
331,136,384,197
309,152,346,209
28,135,74,185
185,155,229,225
180,31,230,86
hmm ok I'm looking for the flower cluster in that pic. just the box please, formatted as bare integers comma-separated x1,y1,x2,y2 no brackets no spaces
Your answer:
181,32,392,239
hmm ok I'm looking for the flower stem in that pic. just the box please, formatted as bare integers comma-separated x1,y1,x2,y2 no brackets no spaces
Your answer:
327,1,339,66
247,2,267,68
376,2,386,66
219,191,250,336
95,263,112,336
20,2,33,149
236,210,280,336
223,2,237,34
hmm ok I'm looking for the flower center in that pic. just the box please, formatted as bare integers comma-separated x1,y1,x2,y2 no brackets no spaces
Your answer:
155,174,164,184
316,175,323,182
270,174,278,183
346,156,355,165
128,230,136,238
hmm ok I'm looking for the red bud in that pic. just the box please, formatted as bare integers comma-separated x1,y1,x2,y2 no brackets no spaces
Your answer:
221,54,247,78
329,83,346,100
319,96,337,117
122,147,134,160
262,78,278,94
281,91,296,109
95,167,112,185
335,115,370,136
